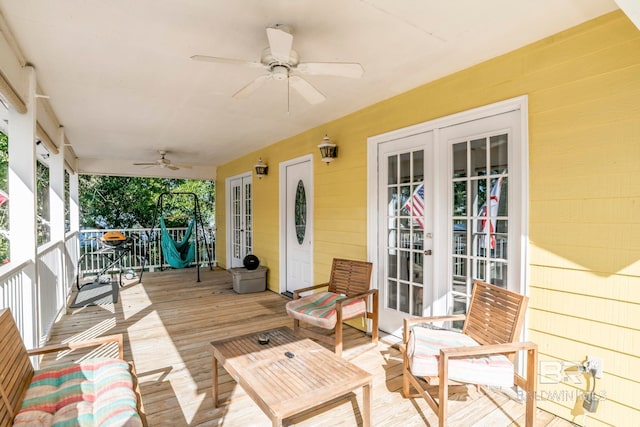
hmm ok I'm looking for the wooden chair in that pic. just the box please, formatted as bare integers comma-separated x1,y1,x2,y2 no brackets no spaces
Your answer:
400,280,538,427
0,308,147,426
285,258,378,357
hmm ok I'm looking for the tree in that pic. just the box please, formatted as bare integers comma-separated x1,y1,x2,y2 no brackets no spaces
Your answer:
79,175,215,230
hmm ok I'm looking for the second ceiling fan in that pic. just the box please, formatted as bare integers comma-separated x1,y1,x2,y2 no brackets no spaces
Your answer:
191,24,364,105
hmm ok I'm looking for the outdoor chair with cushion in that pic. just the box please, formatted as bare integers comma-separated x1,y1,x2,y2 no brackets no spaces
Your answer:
285,258,378,357
400,280,538,427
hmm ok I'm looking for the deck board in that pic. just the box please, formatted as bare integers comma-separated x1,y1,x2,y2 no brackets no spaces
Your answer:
41,268,574,426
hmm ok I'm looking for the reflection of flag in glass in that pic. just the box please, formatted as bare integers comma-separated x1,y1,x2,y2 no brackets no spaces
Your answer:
479,177,503,249
0,190,7,206
403,183,424,229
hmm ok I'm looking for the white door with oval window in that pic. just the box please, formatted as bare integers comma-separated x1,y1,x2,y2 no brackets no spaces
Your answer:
279,155,313,296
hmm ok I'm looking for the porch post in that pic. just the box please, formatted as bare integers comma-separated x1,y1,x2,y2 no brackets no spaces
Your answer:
49,127,65,305
69,160,80,282
8,65,38,349
49,127,65,243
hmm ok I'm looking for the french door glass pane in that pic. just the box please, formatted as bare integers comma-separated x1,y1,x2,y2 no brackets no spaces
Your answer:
400,153,411,183
388,155,398,184
452,142,467,178
450,132,510,316
385,149,426,315
399,282,409,313
387,280,397,309
412,285,423,316
453,181,467,216
490,134,508,174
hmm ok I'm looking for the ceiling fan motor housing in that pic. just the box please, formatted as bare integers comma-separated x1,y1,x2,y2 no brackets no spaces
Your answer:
271,65,288,80
261,47,299,70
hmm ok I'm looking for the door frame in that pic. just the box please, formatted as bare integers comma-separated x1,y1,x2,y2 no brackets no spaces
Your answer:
367,95,530,322
279,154,314,294
225,171,252,269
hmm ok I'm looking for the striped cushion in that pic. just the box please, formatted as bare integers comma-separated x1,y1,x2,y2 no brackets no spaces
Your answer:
407,326,514,388
14,358,142,427
286,291,367,329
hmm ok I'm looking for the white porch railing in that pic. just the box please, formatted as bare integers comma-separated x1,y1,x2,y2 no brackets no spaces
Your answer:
0,227,215,350
78,227,216,282
0,231,79,351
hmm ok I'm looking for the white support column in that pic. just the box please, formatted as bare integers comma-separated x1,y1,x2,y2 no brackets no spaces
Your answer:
69,165,80,284
8,65,38,348
49,127,65,243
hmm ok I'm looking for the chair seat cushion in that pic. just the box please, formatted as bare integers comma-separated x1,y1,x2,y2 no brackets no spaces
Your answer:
407,326,514,388
285,291,367,329
13,358,142,427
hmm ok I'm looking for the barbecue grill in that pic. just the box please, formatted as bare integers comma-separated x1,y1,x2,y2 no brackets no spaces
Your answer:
76,231,146,289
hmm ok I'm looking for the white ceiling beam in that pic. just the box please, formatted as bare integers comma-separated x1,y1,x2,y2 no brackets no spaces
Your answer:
616,0,640,31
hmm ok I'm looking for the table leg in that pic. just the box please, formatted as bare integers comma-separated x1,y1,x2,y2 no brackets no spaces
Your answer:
362,382,371,427
212,354,219,407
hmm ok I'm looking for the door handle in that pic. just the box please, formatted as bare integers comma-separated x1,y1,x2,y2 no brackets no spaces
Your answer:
424,250,432,256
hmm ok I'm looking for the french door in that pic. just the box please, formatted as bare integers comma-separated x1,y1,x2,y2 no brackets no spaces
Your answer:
377,132,434,332
369,97,527,336
227,173,252,268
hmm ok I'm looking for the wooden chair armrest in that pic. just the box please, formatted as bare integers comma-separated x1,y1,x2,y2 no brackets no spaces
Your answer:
440,341,537,358
403,315,467,343
334,289,377,308
27,334,125,360
292,282,330,299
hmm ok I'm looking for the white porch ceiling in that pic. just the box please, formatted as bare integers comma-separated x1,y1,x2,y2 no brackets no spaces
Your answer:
0,0,619,179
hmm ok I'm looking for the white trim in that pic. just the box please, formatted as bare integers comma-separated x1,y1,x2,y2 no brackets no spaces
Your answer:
616,0,640,31
368,96,529,146
224,171,252,270
279,154,314,294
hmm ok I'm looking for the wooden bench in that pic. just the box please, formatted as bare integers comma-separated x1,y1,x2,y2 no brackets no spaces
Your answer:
0,308,147,426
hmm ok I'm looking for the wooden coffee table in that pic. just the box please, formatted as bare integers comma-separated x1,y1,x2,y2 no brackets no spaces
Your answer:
211,327,372,427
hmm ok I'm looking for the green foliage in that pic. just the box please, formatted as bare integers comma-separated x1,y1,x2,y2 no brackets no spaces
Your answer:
0,132,7,263
79,175,215,230
37,160,50,245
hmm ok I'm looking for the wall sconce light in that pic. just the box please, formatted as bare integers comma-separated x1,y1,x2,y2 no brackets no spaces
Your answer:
255,157,268,179
318,134,338,164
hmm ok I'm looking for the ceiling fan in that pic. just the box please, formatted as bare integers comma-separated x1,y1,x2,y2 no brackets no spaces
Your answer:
191,24,364,105
132,151,192,170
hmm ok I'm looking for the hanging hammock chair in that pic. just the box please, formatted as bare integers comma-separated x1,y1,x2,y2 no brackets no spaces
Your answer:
160,216,196,269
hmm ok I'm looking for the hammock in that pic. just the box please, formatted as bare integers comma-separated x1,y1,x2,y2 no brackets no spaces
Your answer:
160,216,196,269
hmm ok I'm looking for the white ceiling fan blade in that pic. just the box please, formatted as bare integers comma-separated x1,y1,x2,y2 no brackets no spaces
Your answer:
171,163,193,170
289,76,326,104
167,165,180,171
233,74,271,99
133,162,159,166
190,55,265,69
296,62,364,79
266,26,293,62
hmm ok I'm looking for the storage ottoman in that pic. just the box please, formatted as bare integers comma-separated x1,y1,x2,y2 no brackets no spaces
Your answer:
230,266,267,293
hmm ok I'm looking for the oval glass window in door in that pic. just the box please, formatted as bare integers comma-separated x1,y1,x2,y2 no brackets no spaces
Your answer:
295,180,306,244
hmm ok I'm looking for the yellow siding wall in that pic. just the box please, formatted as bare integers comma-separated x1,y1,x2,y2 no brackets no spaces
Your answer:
216,11,639,426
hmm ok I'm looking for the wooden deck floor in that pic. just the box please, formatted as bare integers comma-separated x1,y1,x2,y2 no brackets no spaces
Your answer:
43,268,574,427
